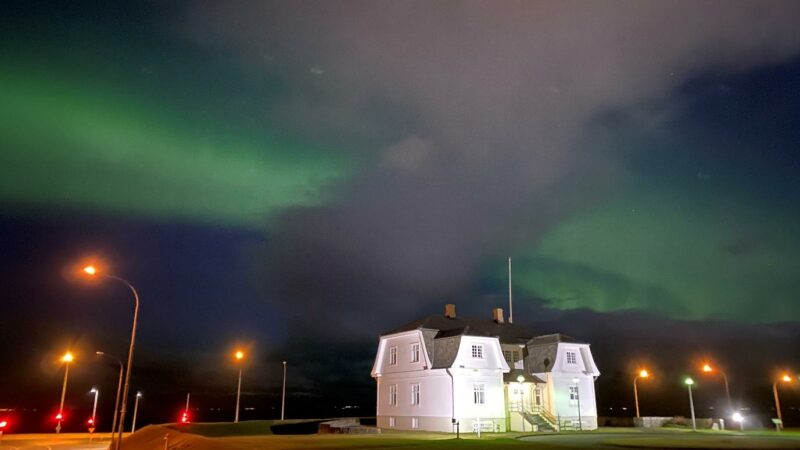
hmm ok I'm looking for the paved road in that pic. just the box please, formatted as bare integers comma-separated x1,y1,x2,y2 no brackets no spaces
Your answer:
0,434,112,450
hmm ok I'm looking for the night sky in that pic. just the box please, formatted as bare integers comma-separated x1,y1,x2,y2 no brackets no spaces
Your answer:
2,0,800,432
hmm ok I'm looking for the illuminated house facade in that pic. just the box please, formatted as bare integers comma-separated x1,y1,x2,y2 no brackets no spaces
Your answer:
371,304,600,432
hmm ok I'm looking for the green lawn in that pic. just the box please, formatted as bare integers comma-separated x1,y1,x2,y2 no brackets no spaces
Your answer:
125,424,800,450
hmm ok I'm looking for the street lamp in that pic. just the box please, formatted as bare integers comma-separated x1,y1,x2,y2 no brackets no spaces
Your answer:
281,361,288,421
701,363,733,414
634,369,649,419
234,350,245,423
685,377,697,431
731,412,744,431
131,392,142,433
96,351,124,438
772,374,792,431
56,351,74,434
89,388,99,429
516,375,525,432
572,377,582,431
81,264,140,450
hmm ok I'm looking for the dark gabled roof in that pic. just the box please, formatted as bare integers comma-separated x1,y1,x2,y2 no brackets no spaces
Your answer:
384,314,535,344
503,368,546,384
527,333,587,346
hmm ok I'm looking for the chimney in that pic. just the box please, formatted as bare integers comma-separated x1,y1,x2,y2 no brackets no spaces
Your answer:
492,307,505,324
444,303,457,319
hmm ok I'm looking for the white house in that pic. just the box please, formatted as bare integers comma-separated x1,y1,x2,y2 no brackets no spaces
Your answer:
371,304,600,433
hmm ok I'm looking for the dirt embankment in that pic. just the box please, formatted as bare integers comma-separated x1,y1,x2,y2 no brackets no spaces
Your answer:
123,425,237,450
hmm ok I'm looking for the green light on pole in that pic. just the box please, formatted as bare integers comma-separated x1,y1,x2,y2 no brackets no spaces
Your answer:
685,377,696,431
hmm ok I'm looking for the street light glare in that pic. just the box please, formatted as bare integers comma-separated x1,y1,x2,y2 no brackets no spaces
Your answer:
235,350,245,360
702,364,712,373
684,377,694,385
639,369,649,378
781,374,792,382
83,265,97,275
62,352,74,363
732,412,744,423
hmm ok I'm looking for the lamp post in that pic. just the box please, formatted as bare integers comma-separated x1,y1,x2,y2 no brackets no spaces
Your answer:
131,392,142,433
516,375,525,432
96,351,124,438
56,352,74,434
234,351,245,423
701,363,733,415
572,377,582,431
281,361,287,421
90,388,99,428
773,374,792,431
685,377,696,431
633,369,649,419
82,265,140,450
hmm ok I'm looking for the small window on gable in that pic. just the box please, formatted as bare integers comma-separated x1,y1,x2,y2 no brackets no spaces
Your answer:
411,343,420,363
503,350,512,364
389,346,398,365
566,351,577,365
471,344,484,359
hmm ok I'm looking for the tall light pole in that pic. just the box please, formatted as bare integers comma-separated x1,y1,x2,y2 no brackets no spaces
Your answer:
131,392,142,433
96,351,124,438
633,369,650,419
56,352,74,434
89,388,99,428
685,377,697,431
773,374,792,431
516,375,525,432
281,361,287,421
572,377,582,431
82,265,140,450
701,363,733,414
234,351,245,423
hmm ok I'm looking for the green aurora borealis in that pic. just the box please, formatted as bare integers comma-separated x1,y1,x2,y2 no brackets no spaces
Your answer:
0,63,351,227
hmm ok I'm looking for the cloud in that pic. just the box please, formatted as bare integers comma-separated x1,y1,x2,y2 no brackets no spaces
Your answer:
183,1,800,333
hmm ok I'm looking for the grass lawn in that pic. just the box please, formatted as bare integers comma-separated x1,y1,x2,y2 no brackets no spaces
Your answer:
125,423,800,450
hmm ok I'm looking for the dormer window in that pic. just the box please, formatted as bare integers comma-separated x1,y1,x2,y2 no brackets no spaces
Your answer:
566,351,577,365
389,346,398,365
471,344,484,359
411,343,420,363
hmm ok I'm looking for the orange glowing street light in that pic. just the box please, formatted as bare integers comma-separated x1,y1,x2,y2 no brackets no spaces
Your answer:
700,362,732,414
233,350,246,423
78,262,140,450
56,351,74,434
773,373,793,431
633,369,650,418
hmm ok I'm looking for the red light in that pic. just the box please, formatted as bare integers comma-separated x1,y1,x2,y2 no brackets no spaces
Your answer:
87,418,94,425
180,412,190,424
55,413,63,421
0,420,8,428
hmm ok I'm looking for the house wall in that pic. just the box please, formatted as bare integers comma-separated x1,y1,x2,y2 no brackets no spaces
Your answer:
549,344,599,430
376,369,455,432
449,336,509,431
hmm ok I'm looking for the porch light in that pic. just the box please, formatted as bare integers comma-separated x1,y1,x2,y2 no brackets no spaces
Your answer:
516,375,525,383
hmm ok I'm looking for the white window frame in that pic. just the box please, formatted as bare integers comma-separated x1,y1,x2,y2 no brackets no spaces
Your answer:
389,384,397,406
473,383,485,405
411,417,419,429
471,344,484,359
411,383,420,405
411,343,420,363
389,346,398,365
566,351,577,365
388,416,396,427
569,384,579,406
